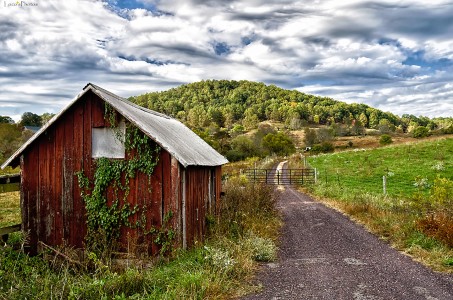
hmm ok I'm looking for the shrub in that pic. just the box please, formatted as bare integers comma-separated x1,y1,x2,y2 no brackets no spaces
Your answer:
416,178,453,247
242,232,277,262
227,135,260,161
311,142,334,154
379,134,393,145
441,125,453,134
413,126,430,138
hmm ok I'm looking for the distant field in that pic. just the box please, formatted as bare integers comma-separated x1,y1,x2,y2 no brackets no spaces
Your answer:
0,191,20,227
309,137,453,198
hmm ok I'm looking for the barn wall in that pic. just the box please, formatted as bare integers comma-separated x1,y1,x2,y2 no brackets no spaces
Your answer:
20,91,185,255
184,166,221,248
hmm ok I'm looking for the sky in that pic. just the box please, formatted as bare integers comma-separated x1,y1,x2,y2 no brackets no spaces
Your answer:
1,0,453,122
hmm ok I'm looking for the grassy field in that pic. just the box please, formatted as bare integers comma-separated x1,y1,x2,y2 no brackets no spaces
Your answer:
0,191,20,227
299,137,453,272
310,137,453,197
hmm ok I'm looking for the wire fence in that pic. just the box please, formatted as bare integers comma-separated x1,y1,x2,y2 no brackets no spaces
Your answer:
316,169,426,197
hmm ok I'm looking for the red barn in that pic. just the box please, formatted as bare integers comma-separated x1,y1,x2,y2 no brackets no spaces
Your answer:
1,83,228,255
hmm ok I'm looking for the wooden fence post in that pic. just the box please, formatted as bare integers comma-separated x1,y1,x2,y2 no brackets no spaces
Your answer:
383,175,387,195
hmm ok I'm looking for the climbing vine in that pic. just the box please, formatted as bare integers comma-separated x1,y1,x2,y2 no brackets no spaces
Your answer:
77,105,174,253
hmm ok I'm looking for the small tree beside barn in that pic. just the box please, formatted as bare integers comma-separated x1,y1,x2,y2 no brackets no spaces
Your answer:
1,83,228,255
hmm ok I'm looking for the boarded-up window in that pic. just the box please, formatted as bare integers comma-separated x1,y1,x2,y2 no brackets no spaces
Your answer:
92,121,125,158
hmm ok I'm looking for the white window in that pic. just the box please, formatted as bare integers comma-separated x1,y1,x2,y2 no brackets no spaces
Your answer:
91,121,125,158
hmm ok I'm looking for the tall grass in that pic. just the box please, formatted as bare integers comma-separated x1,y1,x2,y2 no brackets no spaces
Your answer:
0,174,281,299
302,138,453,272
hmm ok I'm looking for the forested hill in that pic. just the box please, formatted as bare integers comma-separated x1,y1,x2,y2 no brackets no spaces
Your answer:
130,79,434,131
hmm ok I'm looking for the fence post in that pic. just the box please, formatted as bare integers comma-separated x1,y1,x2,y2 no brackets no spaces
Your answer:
277,171,280,185
383,175,387,195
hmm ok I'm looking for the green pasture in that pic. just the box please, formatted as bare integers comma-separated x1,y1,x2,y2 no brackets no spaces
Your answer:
309,138,453,198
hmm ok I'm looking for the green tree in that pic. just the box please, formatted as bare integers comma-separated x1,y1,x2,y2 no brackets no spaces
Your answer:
207,107,225,127
0,123,23,163
243,109,259,130
350,120,365,136
19,112,42,127
0,116,14,124
40,113,55,125
358,112,368,128
226,135,259,161
262,132,296,156
187,106,209,128
368,111,379,128
378,118,395,134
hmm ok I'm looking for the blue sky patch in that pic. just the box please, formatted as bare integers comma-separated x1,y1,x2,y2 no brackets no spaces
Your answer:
213,42,230,56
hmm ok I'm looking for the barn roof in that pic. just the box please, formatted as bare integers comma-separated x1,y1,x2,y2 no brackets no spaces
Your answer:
1,83,228,169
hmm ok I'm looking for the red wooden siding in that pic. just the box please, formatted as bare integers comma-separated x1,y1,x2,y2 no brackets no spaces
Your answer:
19,90,222,254
184,166,221,248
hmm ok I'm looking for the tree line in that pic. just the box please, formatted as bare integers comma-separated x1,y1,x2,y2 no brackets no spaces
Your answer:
131,80,450,133
0,112,54,164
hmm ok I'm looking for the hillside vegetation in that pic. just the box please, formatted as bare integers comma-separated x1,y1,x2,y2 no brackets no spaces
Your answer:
131,80,451,133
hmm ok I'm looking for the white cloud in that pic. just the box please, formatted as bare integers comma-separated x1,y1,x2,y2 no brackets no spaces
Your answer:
0,0,452,119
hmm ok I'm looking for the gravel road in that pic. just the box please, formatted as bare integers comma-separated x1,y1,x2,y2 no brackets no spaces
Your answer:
242,167,453,299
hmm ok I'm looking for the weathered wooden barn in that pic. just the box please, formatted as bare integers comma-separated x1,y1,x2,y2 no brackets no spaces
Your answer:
1,83,228,255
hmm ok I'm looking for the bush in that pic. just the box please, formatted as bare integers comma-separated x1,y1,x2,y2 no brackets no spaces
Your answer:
242,232,277,262
379,134,393,145
413,126,430,138
416,178,453,247
262,132,296,156
441,125,453,134
311,142,334,154
227,135,260,161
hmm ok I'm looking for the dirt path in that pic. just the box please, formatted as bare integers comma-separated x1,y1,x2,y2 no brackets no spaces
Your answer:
243,171,453,299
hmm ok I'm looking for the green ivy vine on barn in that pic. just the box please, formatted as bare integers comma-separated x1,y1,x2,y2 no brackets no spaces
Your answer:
77,105,174,252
